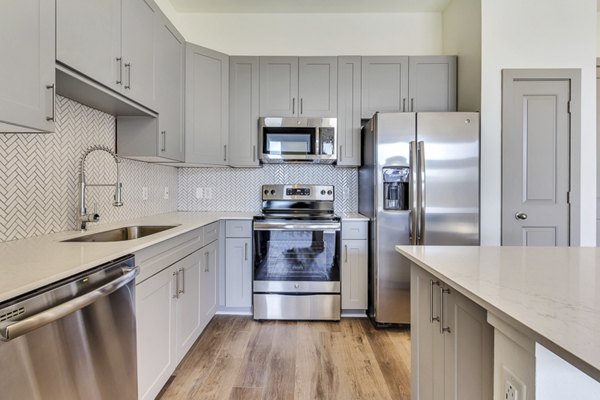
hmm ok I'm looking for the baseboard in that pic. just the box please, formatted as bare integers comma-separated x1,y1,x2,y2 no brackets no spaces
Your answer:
341,310,368,318
216,306,253,316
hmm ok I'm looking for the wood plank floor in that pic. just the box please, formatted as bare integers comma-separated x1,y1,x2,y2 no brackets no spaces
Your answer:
158,315,411,400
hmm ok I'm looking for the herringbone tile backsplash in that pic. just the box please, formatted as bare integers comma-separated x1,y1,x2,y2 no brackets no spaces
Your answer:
178,165,358,213
0,96,178,242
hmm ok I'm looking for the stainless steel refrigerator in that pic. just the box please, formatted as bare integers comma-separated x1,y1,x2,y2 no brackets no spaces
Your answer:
359,112,479,325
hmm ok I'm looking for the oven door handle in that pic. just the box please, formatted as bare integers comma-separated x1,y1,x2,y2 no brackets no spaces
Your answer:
253,221,341,231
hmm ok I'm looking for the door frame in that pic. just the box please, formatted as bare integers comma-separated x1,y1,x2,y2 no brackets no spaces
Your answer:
501,69,581,246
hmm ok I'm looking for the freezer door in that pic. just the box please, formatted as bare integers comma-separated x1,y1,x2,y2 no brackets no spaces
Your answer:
417,112,480,245
373,112,416,324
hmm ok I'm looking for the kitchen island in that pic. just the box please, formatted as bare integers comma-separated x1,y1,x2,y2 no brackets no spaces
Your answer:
396,245,600,400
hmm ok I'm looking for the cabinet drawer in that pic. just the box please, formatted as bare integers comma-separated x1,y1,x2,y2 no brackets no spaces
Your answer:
226,220,252,238
342,221,368,240
203,222,219,244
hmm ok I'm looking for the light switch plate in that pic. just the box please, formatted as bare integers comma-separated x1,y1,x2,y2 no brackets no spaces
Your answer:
142,187,148,201
195,188,203,199
163,186,169,200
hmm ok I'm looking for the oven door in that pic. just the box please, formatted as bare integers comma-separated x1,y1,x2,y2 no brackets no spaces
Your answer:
253,221,340,293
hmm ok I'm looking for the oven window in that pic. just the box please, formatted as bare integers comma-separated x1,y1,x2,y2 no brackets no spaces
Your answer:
254,230,339,281
263,128,315,155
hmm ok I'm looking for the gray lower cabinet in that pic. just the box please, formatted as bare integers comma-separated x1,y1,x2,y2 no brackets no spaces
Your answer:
0,0,55,133
185,44,229,165
259,56,337,117
229,57,260,167
336,57,361,166
200,240,219,330
341,239,368,310
411,264,493,400
361,56,457,119
225,220,253,308
408,56,457,112
56,0,121,92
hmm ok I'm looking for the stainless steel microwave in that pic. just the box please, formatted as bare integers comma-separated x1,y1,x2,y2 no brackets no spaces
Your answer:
258,117,337,163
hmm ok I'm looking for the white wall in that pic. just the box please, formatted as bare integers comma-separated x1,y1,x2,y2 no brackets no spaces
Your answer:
166,12,443,55
442,0,481,111
480,0,597,246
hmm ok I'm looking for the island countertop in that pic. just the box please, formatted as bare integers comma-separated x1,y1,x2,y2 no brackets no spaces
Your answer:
396,245,600,383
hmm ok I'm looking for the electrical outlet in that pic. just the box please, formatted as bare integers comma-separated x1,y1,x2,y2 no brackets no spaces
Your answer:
195,188,203,199
163,186,169,200
342,186,350,200
505,381,517,400
502,367,525,400
204,187,212,199
141,187,148,201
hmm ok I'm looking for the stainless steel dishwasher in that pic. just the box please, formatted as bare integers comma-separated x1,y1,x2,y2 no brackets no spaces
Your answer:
0,255,139,400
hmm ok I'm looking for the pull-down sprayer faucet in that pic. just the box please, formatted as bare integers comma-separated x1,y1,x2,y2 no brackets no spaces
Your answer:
79,145,123,231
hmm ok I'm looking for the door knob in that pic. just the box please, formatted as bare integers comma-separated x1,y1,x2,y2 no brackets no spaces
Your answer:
515,212,528,220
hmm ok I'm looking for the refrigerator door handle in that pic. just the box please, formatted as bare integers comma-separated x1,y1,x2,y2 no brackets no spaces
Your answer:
409,141,418,245
418,141,426,244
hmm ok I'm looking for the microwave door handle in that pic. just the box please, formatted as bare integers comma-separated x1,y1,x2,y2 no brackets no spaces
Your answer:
314,127,320,155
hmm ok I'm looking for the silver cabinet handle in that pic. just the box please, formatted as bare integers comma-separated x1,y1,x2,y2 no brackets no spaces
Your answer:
409,141,418,245
300,98,303,114
515,212,528,220
292,97,296,114
173,270,179,299
339,145,343,162
253,145,256,162
430,279,440,323
45,84,55,122
0,267,139,342
344,244,348,262
244,242,248,261
116,57,123,85
178,268,185,295
417,141,426,244
124,62,131,89
161,131,167,152
223,145,227,162
402,98,406,112
411,98,414,112
439,287,451,334
205,252,209,272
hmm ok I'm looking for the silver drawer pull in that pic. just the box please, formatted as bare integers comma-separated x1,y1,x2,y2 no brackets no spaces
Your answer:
430,279,440,323
440,287,451,334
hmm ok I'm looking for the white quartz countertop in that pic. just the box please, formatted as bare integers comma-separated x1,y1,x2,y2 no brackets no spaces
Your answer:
338,212,369,221
396,245,600,382
0,212,254,304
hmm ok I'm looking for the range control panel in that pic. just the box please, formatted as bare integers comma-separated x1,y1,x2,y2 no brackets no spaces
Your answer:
262,184,334,201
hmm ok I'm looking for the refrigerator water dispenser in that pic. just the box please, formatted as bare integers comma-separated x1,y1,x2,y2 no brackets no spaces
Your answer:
383,167,409,210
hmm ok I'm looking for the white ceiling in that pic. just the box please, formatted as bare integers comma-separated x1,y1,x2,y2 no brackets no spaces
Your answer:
168,0,452,13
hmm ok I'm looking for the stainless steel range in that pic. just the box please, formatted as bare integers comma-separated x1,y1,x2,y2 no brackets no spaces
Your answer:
253,184,341,321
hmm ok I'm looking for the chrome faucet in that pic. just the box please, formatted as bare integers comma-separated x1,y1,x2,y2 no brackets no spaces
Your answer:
79,145,123,231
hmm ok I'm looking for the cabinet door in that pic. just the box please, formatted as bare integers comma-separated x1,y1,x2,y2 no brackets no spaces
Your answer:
155,16,185,162
0,0,55,132
298,57,337,117
337,56,361,166
408,56,457,112
136,265,177,400
341,239,367,309
200,241,219,330
259,56,298,117
225,238,252,307
442,286,493,400
175,251,203,363
186,44,229,165
229,57,260,167
56,0,121,92
361,56,409,119
121,0,157,110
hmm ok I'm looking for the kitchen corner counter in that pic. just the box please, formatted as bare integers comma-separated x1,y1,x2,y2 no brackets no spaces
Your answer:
339,212,369,221
0,212,254,304
396,245,600,384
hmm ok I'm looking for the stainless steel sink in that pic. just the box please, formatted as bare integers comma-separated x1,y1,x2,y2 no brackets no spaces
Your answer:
62,225,180,243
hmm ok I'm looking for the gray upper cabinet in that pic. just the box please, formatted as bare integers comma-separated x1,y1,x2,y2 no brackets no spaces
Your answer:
56,0,157,112
185,44,229,165
0,0,55,133
361,56,409,119
408,56,457,112
229,57,260,167
259,56,337,117
337,57,361,167
56,0,121,92
298,57,337,117
121,0,157,110
259,57,298,117
155,16,184,162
